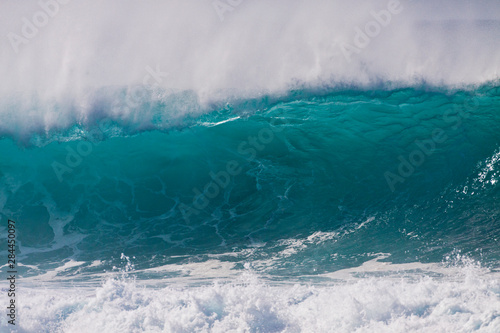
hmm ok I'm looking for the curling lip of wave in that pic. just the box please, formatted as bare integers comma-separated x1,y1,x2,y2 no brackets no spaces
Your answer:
1,82,499,146
0,0,499,104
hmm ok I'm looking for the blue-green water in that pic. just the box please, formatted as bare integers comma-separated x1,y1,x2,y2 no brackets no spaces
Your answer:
1,85,499,279
2,0,500,330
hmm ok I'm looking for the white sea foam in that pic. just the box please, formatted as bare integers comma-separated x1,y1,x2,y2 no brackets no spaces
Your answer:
1,259,499,333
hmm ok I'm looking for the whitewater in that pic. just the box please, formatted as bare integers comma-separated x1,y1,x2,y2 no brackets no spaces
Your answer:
0,0,500,332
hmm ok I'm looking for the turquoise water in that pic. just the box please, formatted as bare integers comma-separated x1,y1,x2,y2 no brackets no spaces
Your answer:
2,0,500,330
1,85,499,279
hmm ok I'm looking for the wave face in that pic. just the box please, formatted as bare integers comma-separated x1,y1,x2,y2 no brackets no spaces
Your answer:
1,85,499,272
1,84,499,331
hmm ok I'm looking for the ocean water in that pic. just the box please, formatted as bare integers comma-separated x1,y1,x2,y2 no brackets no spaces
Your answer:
1,1,500,332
